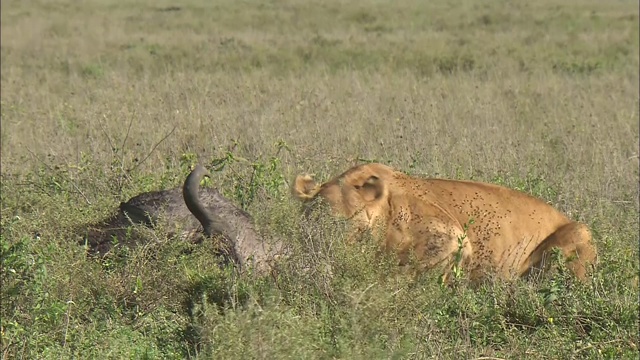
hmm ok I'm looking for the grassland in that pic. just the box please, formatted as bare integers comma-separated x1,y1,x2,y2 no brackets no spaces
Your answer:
1,0,638,358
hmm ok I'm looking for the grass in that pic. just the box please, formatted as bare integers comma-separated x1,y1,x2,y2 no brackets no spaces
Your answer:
1,0,638,358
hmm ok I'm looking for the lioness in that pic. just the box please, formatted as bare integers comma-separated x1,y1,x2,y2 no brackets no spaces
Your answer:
293,163,597,282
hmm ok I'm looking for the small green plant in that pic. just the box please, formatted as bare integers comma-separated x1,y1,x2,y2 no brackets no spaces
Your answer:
539,278,563,307
80,63,105,79
208,140,290,210
440,218,475,285
538,247,572,307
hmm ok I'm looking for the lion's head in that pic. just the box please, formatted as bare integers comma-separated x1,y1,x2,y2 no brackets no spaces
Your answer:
292,163,397,228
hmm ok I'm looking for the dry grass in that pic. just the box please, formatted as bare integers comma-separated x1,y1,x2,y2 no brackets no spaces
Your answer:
1,0,638,359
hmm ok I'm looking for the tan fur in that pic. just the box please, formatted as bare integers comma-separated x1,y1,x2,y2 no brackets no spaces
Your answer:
292,163,597,283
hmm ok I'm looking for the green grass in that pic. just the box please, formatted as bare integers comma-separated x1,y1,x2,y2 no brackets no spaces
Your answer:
1,0,638,358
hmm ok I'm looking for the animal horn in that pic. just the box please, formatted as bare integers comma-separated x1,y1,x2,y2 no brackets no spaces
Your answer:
183,164,216,236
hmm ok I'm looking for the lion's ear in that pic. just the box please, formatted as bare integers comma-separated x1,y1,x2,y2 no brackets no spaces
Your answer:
292,174,321,201
356,175,384,202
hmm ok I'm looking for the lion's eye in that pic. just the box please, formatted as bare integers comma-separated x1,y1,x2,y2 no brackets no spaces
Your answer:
354,185,361,189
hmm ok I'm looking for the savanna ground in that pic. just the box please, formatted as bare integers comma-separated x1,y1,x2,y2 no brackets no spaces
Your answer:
1,0,638,358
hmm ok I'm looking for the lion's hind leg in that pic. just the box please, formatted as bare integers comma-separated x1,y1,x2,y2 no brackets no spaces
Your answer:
524,221,597,281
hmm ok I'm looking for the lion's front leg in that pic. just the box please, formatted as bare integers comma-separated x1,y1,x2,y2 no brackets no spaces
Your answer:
385,214,472,281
